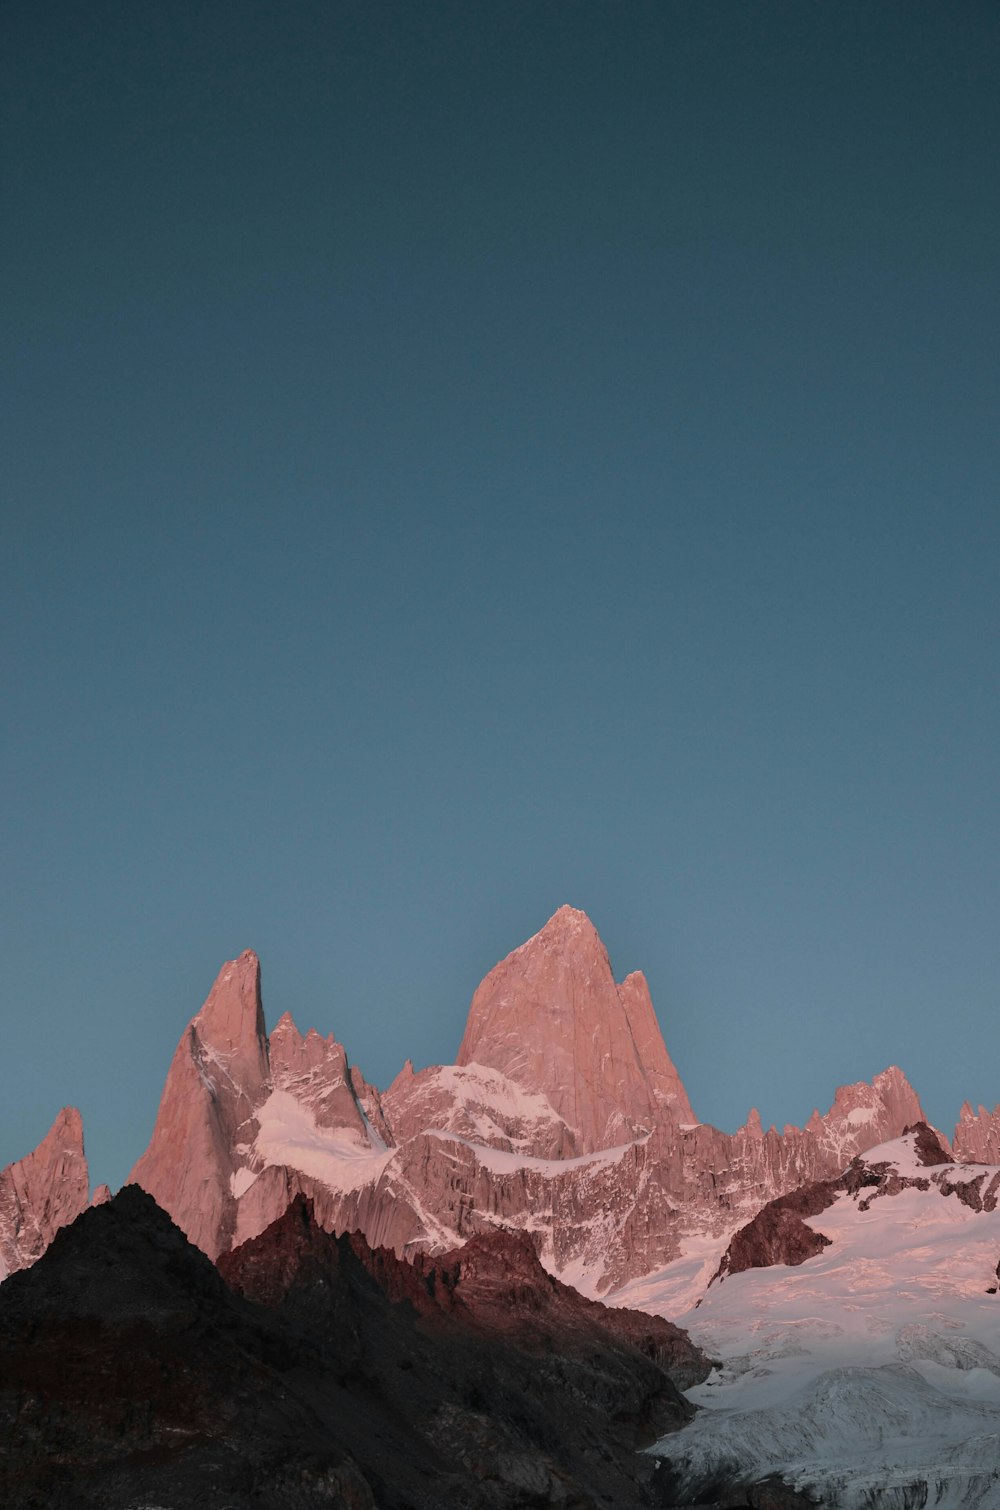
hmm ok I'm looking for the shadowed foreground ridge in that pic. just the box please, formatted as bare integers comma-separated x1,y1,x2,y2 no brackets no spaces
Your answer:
0,1186,709,1510
221,1195,709,1391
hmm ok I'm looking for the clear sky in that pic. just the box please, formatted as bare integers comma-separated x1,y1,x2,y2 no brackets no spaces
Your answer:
3,2,998,1193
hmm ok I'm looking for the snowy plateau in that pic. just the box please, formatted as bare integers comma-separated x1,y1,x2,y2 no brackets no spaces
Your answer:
2,906,1000,1507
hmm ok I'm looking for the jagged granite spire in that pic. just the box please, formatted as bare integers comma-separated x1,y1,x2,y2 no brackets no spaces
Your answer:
457,905,694,1151
0,1107,91,1279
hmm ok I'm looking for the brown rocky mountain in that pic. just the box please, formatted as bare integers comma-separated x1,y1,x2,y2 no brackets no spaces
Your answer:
0,1184,707,1509
221,1195,709,1392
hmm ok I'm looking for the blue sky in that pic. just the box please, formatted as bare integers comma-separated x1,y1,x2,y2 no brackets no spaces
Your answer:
3,2,998,1191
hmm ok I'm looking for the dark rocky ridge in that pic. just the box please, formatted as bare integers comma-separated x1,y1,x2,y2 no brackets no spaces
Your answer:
221,1197,709,1392
0,1185,710,1509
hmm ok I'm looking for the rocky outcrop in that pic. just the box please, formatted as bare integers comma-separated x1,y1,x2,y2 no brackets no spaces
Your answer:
0,1185,703,1508
712,1182,836,1281
0,1108,91,1280
128,949,270,1257
936,1168,1000,1213
907,1119,953,1166
953,1101,1000,1163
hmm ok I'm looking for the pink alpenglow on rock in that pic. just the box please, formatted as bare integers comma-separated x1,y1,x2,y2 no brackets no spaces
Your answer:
456,905,694,1153
268,1012,379,1145
129,950,271,1259
130,949,393,1260
123,913,945,1301
0,1107,91,1280
953,1102,1000,1164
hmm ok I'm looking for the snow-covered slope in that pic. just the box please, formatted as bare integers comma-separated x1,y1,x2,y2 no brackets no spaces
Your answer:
643,1131,1000,1509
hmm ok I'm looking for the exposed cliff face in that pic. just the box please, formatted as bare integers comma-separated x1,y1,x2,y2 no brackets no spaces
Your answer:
128,949,392,1259
456,905,694,1152
953,1101,1000,1163
0,1108,91,1280
128,949,270,1258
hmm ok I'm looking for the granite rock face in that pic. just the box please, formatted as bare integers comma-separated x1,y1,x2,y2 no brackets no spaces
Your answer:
954,1101,1000,1164
128,949,392,1259
456,905,694,1152
129,949,271,1258
0,1108,91,1280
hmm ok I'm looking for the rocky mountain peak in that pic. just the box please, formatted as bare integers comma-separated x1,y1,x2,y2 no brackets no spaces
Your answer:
455,907,693,1152
545,901,598,934
193,949,268,1075
953,1100,1000,1163
0,1107,91,1281
128,952,272,1260
821,1065,925,1145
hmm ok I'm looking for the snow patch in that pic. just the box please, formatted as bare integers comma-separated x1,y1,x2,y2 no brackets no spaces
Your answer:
230,1167,259,1199
253,1090,394,1193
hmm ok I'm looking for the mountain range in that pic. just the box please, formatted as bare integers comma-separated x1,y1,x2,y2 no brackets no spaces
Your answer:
2,906,999,1506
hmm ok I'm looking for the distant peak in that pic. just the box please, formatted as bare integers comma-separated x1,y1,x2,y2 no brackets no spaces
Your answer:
190,950,267,1065
35,1106,84,1156
515,905,605,961
53,1105,83,1136
455,908,692,1151
550,903,592,926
